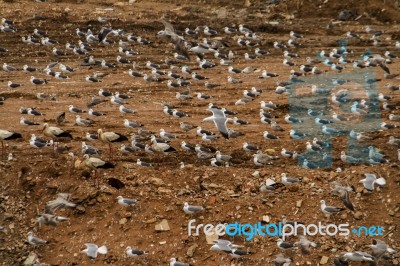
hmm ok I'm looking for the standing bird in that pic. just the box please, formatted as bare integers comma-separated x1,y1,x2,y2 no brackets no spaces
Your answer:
42,123,72,142
116,196,138,207
183,202,204,215
97,128,128,160
83,154,114,187
126,246,149,257
0,129,22,159
320,200,344,219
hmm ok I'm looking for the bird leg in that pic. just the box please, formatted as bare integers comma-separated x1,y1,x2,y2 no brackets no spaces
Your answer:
94,170,99,188
1,141,4,160
108,143,113,161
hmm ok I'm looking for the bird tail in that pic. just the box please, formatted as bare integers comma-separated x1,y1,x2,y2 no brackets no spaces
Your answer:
59,132,73,138
102,162,115,169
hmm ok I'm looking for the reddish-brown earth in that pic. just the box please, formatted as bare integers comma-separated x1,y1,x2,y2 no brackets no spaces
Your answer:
0,0,399,265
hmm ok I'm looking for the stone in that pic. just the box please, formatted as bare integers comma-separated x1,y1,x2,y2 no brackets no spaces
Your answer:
205,229,218,244
262,215,270,223
296,200,302,208
23,253,38,265
155,219,170,231
320,256,329,264
186,244,198,257
149,177,164,186
353,211,363,220
288,185,299,192
76,205,86,214
119,218,127,225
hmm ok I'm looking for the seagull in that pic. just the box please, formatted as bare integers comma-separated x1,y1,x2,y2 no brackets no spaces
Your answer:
277,238,295,250
388,136,400,146
123,119,143,129
340,251,374,262
183,202,204,214
359,173,386,192
116,196,138,207
243,142,260,152
381,122,398,129
36,213,69,226
273,253,292,266
340,151,360,164
27,231,47,245
332,112,350,122
82,142,100,156
295,235,317,254
169,258,192,266
203,108,230,139
45,193,76,214
20,117,39,126
369,239,396,258
126,246,149,257
285,114,303,123
320,200,344,219
68,105,86,114
119,105,135,114
210,239,240,252
302,159,319,169
224,249,252,259
30,76,47,85
289,129,307,139
7,81,21,89
322,125,346,135
263,131,279,140
81,243,107,259
281,173,301,185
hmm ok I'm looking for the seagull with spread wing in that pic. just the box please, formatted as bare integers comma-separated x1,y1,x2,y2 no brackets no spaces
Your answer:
158,20,190,60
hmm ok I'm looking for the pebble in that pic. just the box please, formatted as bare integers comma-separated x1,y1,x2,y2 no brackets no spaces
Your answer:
320,256,329,264
353,211,363,220
155,219,170,231
186,244,198,257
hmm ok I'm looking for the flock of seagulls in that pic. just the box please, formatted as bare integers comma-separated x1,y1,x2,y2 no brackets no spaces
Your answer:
0,4,399,266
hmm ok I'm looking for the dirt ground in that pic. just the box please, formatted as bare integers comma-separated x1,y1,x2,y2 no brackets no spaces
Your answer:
0,0,399,265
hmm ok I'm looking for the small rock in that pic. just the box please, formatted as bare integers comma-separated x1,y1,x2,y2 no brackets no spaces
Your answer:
388,210,395,216
75,205,85,214
296,200,302,208
186,244,198,257
155,219,170,231
320,256,329,264
288,185,299,192
157,187,172,193
385,220,393,225
340,213,347,219
205,229,218,244
149,177,164,186
262,215,270,223
119,218,127,225
353,211,363,220
23,252,38,266
356,186,364,193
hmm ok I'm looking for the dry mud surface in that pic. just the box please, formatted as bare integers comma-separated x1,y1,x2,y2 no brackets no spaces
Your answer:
0,0,399,265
